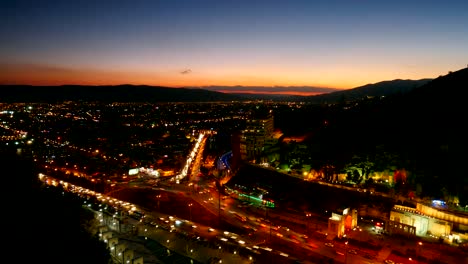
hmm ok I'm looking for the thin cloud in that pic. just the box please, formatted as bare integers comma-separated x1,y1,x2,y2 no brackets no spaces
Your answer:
180,69,192,74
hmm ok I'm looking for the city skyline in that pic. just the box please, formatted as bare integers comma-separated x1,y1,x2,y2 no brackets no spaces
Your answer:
1,0,467,95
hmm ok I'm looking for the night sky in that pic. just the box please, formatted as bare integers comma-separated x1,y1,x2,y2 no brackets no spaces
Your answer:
1,0,467,95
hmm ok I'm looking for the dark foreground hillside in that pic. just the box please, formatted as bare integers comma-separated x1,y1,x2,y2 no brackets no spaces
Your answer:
3,146,111,264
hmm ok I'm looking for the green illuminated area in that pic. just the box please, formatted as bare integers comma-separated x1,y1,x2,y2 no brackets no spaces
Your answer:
225,185,275,208
239,193,275,208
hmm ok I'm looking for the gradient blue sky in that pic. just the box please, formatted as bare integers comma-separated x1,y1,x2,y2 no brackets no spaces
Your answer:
1,0,467,94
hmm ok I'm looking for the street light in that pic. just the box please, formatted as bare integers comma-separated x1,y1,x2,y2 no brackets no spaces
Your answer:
262,200,268,218
417,241,423,263
188,203,193,221
358,228,362,250
305,213,312,233
156,194,161,210
344,241,349,264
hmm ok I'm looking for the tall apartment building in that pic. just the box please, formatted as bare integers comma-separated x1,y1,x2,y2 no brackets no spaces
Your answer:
239,110,274,162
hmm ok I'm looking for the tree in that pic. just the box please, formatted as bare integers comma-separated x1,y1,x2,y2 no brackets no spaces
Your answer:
373,146,400,173
343,155,375,184
320,163,336,182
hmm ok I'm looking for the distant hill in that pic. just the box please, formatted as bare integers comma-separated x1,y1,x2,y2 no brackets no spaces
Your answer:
218,79,432,102
367,67,467,143
0,78,434,103
0,84,246,103
311,67,467,154
301,78,433,104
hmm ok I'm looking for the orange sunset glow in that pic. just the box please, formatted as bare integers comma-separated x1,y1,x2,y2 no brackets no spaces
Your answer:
0,62,453,95
1,1,467,95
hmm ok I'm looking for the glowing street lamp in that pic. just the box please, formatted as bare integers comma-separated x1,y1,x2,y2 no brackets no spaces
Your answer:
156,194,161,210
417,241,423,263
355,228,363,250
344,241,349,264
305,213,312,232
188,203,193,221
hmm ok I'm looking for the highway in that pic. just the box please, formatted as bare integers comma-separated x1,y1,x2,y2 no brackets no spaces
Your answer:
167,180,376,264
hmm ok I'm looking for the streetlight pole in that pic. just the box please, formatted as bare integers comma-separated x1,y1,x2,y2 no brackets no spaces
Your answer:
344,241,348,264
156,194,161,211
188,203,193,221
358,228,362,250
417,241,423,264
263,200,272,243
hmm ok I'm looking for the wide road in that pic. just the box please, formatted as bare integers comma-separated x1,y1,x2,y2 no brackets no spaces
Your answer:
150,177,376,264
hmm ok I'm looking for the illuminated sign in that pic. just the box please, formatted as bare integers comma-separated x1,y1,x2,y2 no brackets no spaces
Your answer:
128,168,139,175
432,200,447,208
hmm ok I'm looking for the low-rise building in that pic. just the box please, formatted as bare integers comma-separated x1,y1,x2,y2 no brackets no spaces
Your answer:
328,207,358,238
388,201,468,244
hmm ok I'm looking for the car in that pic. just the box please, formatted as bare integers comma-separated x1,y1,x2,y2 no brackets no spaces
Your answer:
307,243,318,249
384,260,395,264
325,242,334,247
348,249,357,255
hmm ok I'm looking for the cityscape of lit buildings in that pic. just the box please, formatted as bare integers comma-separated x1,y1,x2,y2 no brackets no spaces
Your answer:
2,99,466,263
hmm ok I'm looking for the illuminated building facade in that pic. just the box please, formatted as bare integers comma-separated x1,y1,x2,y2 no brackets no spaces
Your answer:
328,208,358,238
388,201,468,242
240,110,274,162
